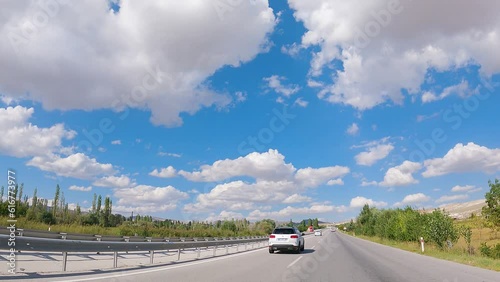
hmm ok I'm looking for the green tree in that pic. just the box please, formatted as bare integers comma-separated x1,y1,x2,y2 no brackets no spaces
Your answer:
91,193,97,213
18,183,24,203
425,209,458,249
96,195,102,214
53,184,60,217
483,179,500,229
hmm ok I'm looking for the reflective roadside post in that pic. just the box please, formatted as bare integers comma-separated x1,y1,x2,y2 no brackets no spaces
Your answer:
420,237,425,253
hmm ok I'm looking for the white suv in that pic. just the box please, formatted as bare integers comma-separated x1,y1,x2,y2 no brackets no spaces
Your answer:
268,227,305,254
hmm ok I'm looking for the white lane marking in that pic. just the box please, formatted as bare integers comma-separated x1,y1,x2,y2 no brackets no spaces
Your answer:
59,247,268,282
287,256,303,268
311,245,316,249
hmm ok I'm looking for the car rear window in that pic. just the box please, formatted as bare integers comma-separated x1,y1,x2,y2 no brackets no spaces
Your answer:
273,228,295,234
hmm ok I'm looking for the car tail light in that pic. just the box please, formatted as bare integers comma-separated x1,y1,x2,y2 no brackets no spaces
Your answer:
290,235,298,239
269,235,275,238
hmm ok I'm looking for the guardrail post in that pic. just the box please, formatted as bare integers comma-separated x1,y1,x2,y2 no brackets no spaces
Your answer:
113,252,118,268
60,233,68,271
236,243,239,252
197,248,200,259
17,228,24,237
225,244,228,254
177,249,181,261
62,252,68,272
150,251,154,264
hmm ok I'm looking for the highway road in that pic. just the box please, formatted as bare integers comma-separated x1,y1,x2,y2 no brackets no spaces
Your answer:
4,231,499,282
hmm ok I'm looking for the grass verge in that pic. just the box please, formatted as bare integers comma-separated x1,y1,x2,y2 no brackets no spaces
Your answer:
356,234,500,272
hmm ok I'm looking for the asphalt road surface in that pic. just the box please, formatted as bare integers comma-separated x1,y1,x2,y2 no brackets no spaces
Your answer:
4,231,499,282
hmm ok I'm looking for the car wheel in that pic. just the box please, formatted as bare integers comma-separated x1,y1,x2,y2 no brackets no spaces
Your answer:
300,244,305,251
269,249,274,254
295,244,301,254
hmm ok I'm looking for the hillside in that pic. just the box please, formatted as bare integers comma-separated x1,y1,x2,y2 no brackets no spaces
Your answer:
435,199,486,219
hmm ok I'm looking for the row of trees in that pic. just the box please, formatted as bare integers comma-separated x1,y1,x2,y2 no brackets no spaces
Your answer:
0,184,118,227
352,205,460,249
0,183,278,237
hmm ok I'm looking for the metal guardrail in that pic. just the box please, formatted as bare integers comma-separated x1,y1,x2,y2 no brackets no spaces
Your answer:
0,228,268,272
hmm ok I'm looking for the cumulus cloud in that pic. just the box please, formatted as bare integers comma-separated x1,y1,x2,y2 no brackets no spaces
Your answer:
423,143,500,177
264,75,301,97
380,161,422,187
179,149,297,182
293,97,309,107
93,175,135,188
27,153,115,180
436,194,469,204
347,123,360,136
0,106,76,158
283,194,313,204
149,166,177,178
451,185,482,194
247,204,346,221
354,138,394,166
69,185,92,192
394,193,430,206
349,196,387,208
182,150,349,213
1,1,276,127
287,0,500,110
422,81,478,103
205,211,245,222
327,178,344,186
113,185,189,213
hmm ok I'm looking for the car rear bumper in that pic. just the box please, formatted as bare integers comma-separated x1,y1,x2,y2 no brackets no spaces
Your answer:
269,244,300,251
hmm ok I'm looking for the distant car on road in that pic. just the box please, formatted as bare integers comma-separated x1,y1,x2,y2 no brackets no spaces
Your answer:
314,230,322,236
268,227,305,254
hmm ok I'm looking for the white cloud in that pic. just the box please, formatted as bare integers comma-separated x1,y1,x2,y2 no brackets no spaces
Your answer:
380,161,422,187
361,180,378,187
0,106,76,158
436,194,469,204
327,178,344,186
421,81,478,103
264,75,301,97
234,91,247,102
281,43,302,57
179,149,297,182
423,143,500,177
1,1,276,127
205,211,245,222
114,185,189,208
247,204,346,221
93,175,134,188
293,97,309,107
182,150,349,213
451,185,482,194
158,152,182,158
349,196,387,208
288,0,500,110
27,153,115,180
111,140,121,145
149,166,177,178
394,193,430,206
294,166,350,188
69,185,92,192
283,194,313,204
347,123,359,136
354,139,394,166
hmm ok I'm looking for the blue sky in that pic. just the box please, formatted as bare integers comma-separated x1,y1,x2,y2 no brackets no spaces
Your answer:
1,0,499,223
